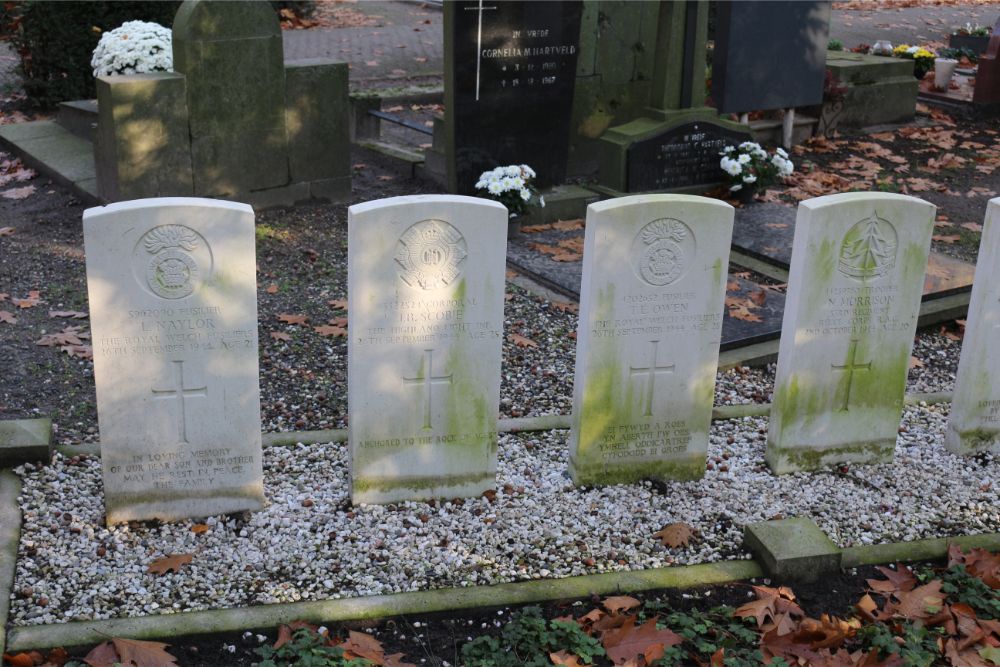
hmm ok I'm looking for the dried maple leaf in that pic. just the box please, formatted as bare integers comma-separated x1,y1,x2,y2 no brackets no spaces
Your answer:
147,553,193,575
961,222,984,233
551,252,582,262
62,344,93,360
328,298,348,310
551,218,584,231
0,310,15,324
82,641,119,667
508,333,538,348
384,653,417,667
550,300,579,313
190,524,209,534
12,291,41,309
341,630,384,663
49,310,88,319
111,637,178,667
37,329,85,347
1,185,34,199
602,616,683,666
909,356,924,369
653,522,694,548
2,652,40,667
520,223,552,233
0,226,13,236
891,580,946,620
270,331,292,342
933,234,961,244
265,283,279,294
866,564,917,596
749,289,767,307
328,316,349,327
314,325,347,337
549,650,590,666
949,545,1000,589
602,595,641,614
278,313,309,325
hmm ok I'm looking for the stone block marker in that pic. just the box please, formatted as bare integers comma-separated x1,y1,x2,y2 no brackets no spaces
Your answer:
0,418,51,468
569,195,734,485
83,198,264,524
348,195,507,504
766,192,935,473
947,198,1000,454
744,518,842,583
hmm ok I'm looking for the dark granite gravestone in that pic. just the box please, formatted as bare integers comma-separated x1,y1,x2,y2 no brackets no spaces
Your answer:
447,1,583,194
713,1,831,113
626,120,752,192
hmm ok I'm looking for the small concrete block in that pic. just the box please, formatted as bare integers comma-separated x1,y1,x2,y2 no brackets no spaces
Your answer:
285,59,350,183
0,418,52,468
744,518,842,582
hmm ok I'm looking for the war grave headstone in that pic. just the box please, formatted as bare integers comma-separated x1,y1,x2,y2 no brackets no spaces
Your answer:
95,0,350,207
83,198,264,524
348,195,507,504
946,198,1000,454
569,195,733,484
436,1,584,194
594,1,752,194
766,192,936,473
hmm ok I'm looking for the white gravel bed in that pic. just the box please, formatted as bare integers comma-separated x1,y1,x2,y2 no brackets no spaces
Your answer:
11,400,998,627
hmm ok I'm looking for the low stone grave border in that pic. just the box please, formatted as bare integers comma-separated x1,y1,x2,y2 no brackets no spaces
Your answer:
0,389,983,654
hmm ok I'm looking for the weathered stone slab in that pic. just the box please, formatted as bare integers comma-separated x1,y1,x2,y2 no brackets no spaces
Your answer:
744,518,842,582
172,0,289,196
947,198,1000,454
95,73,193,202
569,195,734,485
766,192,935,473
348,195,506,504
284,59,350,189
0,418,51,468
83,198,264,524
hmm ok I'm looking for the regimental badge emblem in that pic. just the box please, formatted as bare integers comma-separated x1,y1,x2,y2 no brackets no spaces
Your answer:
135,225,210,299
395,219,468,290
631,218,696,286
838,212,898,279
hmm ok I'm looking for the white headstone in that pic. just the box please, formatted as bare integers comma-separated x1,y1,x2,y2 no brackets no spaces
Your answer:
83,198,264,524
348,195,507,504
946,197,1000,454
766,192,935,473
569,195,734,485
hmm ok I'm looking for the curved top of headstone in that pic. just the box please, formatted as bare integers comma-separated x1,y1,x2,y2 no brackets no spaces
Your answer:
172,0,280,41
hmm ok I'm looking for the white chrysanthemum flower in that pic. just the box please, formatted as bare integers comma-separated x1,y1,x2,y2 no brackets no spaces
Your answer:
720,156,742,176
492,167,506,178
500,177,516,192
519,188,531,201
505,165,521,177
752,148,767,160
487,181,503,195
520,164,536,178
739,141,761,152
776,147,789,158
511,176,524,189
743,174,757,184
91,20,173,77
737,154,751,165
475,179,488,190
479,170,494,182
730,184,743,192
539,196,545,207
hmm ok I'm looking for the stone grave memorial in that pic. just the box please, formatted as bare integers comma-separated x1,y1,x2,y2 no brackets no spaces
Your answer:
569,195,734,485
95,0,350,207
348,195,507,504
435,1,584,194
766,192,936,473
83,198,264,524
947,197,1000,454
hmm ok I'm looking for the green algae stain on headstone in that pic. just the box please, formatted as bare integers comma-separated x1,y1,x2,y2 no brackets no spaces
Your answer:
569,195,734,486
766,193,936,474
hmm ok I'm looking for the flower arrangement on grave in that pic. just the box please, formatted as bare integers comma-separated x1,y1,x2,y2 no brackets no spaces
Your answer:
892,44,937,79
718,142,794,200
953,22,992,38
91,20,172,78
474,165,545,217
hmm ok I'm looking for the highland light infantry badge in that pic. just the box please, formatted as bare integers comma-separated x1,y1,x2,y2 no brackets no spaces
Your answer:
395,219,468,290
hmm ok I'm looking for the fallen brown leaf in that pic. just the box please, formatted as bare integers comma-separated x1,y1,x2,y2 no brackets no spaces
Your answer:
508,333,538,348
270,331,292,342
147,553,193,575
278,313,310,326
653,522,694,548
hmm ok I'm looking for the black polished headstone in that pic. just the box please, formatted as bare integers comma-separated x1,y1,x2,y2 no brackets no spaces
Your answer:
713,1,831,114
626,120,752,192
450,1,583,194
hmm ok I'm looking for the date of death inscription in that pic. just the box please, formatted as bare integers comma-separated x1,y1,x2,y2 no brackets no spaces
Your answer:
96,306,256,358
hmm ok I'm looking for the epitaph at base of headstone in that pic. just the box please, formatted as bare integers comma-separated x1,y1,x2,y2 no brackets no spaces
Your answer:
348,195,507,504
83,198,264,524
766,192,935,473
569,195,734,485
946,198,1000,454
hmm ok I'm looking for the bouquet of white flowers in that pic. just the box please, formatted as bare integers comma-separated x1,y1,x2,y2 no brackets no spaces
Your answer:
719,142,794,197
91,21,173,78
474,164,545,216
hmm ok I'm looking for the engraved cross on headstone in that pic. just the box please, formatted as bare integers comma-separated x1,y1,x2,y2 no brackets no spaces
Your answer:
464,0,498,101
151,360,207,444
629,340,675,417
831,338,871,412
403,349,454,430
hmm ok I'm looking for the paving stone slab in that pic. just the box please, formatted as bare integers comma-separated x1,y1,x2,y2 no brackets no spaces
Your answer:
744,517,842,582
